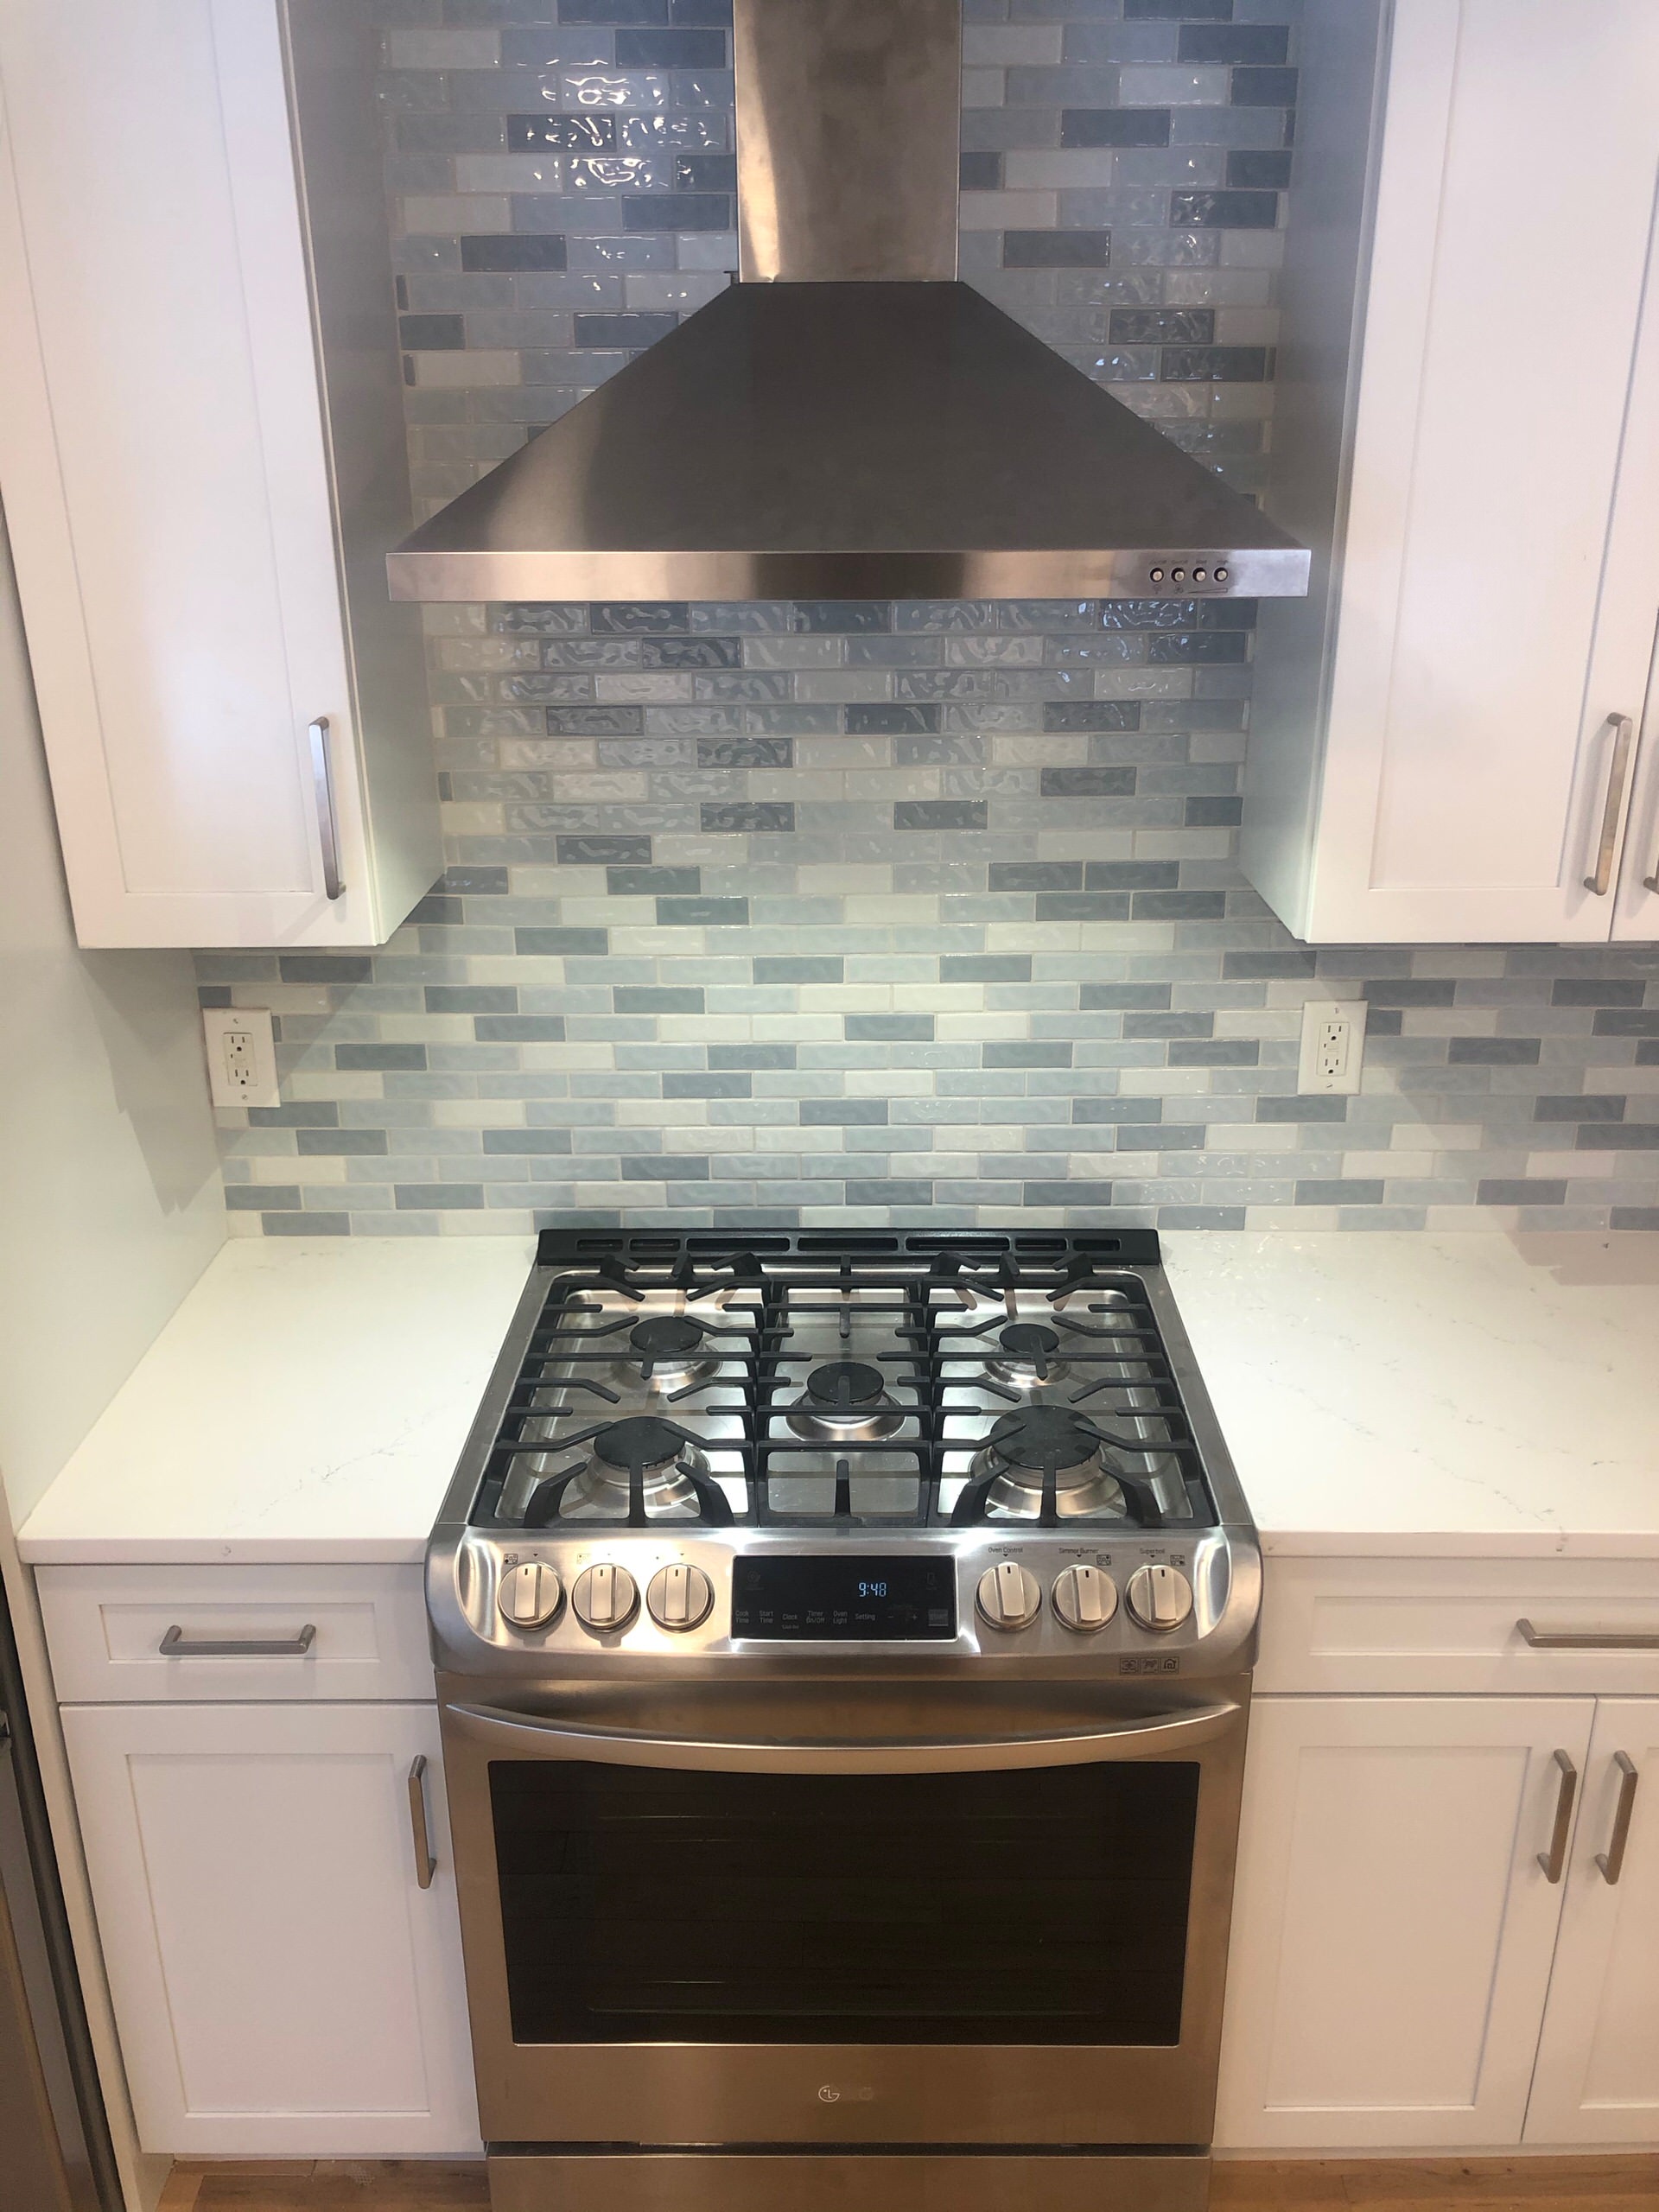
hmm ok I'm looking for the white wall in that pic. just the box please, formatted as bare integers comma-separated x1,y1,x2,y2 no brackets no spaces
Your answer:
0,504,224,1529
0,499,223,2212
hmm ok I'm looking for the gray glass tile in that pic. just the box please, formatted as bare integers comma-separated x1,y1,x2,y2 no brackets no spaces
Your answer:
656,896,749,925
211,35,1659,1240
894,801,989,830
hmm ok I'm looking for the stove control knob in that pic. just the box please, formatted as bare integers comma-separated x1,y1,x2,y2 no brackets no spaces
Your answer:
647,1562,715,1634
1052,1564,1118,1634
572,1561,639,1634
497,1560,563,1631
976,1560,1042,1632
1126,1562,1193,1632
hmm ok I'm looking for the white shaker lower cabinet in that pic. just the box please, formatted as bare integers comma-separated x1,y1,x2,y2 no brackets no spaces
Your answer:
1526,1698,1659,2145
60,1701,480,2156
1217,1696,1597,2149
1242,0,1659,943
0,0,440,948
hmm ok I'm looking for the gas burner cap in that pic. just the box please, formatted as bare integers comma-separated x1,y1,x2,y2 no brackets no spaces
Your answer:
561,1417,713,1518
626,1315,721,1389
630,1316,704,1358
988,1405,1099,1467
785,1360,906,1441
806,1361,885,1408
593,1415,688,1471
987,1322,1070,1389
969,1405,1125,1521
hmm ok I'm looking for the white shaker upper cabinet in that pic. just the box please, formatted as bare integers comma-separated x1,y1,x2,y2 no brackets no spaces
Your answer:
1242,0,1659,944
0,1,440,948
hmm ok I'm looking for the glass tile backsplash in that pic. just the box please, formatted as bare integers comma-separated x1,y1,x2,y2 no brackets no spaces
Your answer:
196,0,1659,1236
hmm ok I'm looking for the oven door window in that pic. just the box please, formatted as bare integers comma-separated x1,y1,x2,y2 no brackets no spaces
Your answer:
490,1758,1198,2046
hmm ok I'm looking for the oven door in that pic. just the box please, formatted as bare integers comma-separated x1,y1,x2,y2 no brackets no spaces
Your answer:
438,1678,1249,2150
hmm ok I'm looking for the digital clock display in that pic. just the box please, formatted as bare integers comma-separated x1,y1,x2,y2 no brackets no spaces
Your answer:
731,1556,956,1641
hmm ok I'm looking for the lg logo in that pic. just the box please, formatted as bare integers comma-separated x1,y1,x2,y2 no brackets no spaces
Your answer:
817,2083,874,2105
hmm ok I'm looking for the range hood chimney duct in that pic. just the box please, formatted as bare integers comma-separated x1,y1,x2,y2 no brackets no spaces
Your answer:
734,0,961,283
385,0,1310,605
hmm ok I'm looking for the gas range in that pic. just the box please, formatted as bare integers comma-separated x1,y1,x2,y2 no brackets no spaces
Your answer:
428,1228,1258,1682
428,1230,1257,2212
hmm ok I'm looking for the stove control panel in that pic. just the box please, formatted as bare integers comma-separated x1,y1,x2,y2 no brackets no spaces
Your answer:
732,1555,956,1640
465,1529,1235,1663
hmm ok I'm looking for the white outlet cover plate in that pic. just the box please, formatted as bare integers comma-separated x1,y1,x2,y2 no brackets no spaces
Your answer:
1296,998,1367,1096
201,1007,281,1112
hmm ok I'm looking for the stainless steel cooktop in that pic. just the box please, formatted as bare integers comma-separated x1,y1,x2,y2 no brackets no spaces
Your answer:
427,1230,1259,1684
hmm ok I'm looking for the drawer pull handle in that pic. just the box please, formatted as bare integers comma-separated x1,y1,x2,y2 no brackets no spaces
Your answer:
1516,1618,1659,1651
159,1624,318,1658
308,715,346,902
1537,1748,1578,1883
408,1755,436,1890
1596,1752,1639,1885
1582,712,1636,895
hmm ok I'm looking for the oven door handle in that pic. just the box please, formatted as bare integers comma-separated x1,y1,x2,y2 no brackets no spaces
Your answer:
442,1697,1242,1773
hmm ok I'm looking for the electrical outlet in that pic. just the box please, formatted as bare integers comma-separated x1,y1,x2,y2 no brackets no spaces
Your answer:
201,1007,280,1111
1297,999,1367,1096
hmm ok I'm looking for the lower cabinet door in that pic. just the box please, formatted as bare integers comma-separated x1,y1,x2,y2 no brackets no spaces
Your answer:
1525,1697,1659,2144
1216,1695,1593,2149
61,1700,480,2155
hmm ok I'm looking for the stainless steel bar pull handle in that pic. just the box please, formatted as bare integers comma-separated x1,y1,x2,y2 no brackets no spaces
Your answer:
160,1624,317,1657
1537,1748,1578,1882
1516,1618,1659,1650
1595,1752,1639,1885
1582,712,1636,894
407,1754,436,1889
308,715,346,901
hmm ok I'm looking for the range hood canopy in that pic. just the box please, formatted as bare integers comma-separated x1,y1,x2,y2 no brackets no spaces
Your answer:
387,0,1310,606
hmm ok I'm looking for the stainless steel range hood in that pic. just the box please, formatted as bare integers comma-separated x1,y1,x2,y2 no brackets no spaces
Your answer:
386,0,1310,605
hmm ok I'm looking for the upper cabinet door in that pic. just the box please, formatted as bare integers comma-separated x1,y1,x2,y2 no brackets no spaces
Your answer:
1611,327,1659,942
1525,1698,1659,2145
0,1,440,948
1243,0,1659,944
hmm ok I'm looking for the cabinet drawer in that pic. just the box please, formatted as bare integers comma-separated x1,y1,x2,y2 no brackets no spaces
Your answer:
1258,1556,1659,1695
37,1565,434,1703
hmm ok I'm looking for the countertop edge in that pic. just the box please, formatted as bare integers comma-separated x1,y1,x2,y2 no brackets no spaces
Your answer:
1260,1530,1659,1560
16,1535,433,1567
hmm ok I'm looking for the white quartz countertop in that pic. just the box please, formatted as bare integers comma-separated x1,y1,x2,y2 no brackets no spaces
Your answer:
1163,1231,1659,1557
17,1236,537,1564
16,1230,1659,1566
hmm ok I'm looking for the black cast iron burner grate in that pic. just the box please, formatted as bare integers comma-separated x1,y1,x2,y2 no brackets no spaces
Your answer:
472,1230,1213,1534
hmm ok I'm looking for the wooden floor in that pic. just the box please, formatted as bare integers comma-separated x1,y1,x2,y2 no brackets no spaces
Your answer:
156,2156,1659,2212
1213,2158,1659,2211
